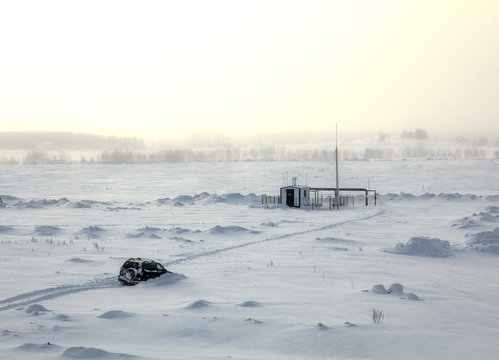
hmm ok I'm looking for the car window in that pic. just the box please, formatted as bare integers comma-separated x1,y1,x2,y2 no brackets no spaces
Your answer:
156,264,165,271
143,262,156,271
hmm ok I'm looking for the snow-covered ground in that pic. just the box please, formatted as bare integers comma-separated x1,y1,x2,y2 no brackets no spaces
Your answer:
0,159,498,359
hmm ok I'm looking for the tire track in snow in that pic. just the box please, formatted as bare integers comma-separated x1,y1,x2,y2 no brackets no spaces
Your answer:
165,209,385,266
0,278,118,312
0,209,384,312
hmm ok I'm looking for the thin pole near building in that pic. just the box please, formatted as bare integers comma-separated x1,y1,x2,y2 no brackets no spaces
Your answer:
335,122,340,209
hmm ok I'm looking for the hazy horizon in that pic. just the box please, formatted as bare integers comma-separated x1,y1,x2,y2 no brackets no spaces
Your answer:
1,128,497,165
0,127,497,146
1,1,498,139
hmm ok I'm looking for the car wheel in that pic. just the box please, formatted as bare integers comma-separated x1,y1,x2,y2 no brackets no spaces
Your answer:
124,268,138,283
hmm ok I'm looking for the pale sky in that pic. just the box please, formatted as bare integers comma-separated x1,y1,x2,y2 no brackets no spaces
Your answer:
1,0,497,140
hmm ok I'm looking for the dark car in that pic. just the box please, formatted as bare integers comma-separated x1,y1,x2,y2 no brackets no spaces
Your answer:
118,258,169,285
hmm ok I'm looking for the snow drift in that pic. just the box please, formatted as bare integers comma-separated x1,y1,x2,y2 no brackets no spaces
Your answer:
466,227,499,254
385,237,453,257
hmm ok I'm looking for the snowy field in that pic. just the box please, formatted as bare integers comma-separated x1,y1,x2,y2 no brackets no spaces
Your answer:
1,159,498,360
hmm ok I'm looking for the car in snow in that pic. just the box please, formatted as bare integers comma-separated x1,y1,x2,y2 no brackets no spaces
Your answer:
118,258,169,285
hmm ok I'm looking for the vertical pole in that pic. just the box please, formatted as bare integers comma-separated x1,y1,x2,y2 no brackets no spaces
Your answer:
335,122,340,209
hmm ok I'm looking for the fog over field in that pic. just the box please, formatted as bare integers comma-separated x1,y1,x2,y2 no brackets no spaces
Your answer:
1,130,498,165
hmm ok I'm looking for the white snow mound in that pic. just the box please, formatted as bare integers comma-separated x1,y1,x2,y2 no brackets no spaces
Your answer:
98,310,134,319
26,304,49,314
466,227,499,254
387,283,404,295
185,299,212,309
385,236,453,257
453,206,499,228
370,283,422,301
372,284,387,294
239,300,262,307
209,225,256,234
34,225,62,236
62,346,136,359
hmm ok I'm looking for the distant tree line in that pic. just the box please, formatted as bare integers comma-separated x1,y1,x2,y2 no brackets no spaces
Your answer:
0,130,496,164
0,145,495,165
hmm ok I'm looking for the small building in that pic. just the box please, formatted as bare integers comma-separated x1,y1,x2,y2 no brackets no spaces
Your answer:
280,177,310,208
261,172,379,209
280,185,310,208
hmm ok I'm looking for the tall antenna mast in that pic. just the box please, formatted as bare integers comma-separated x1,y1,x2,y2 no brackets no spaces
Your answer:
335,122,339,209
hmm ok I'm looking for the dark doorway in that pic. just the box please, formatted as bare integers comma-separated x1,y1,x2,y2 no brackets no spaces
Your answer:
286,189,295,207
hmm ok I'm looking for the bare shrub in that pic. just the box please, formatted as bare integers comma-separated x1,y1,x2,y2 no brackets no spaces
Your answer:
372,309,384,324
